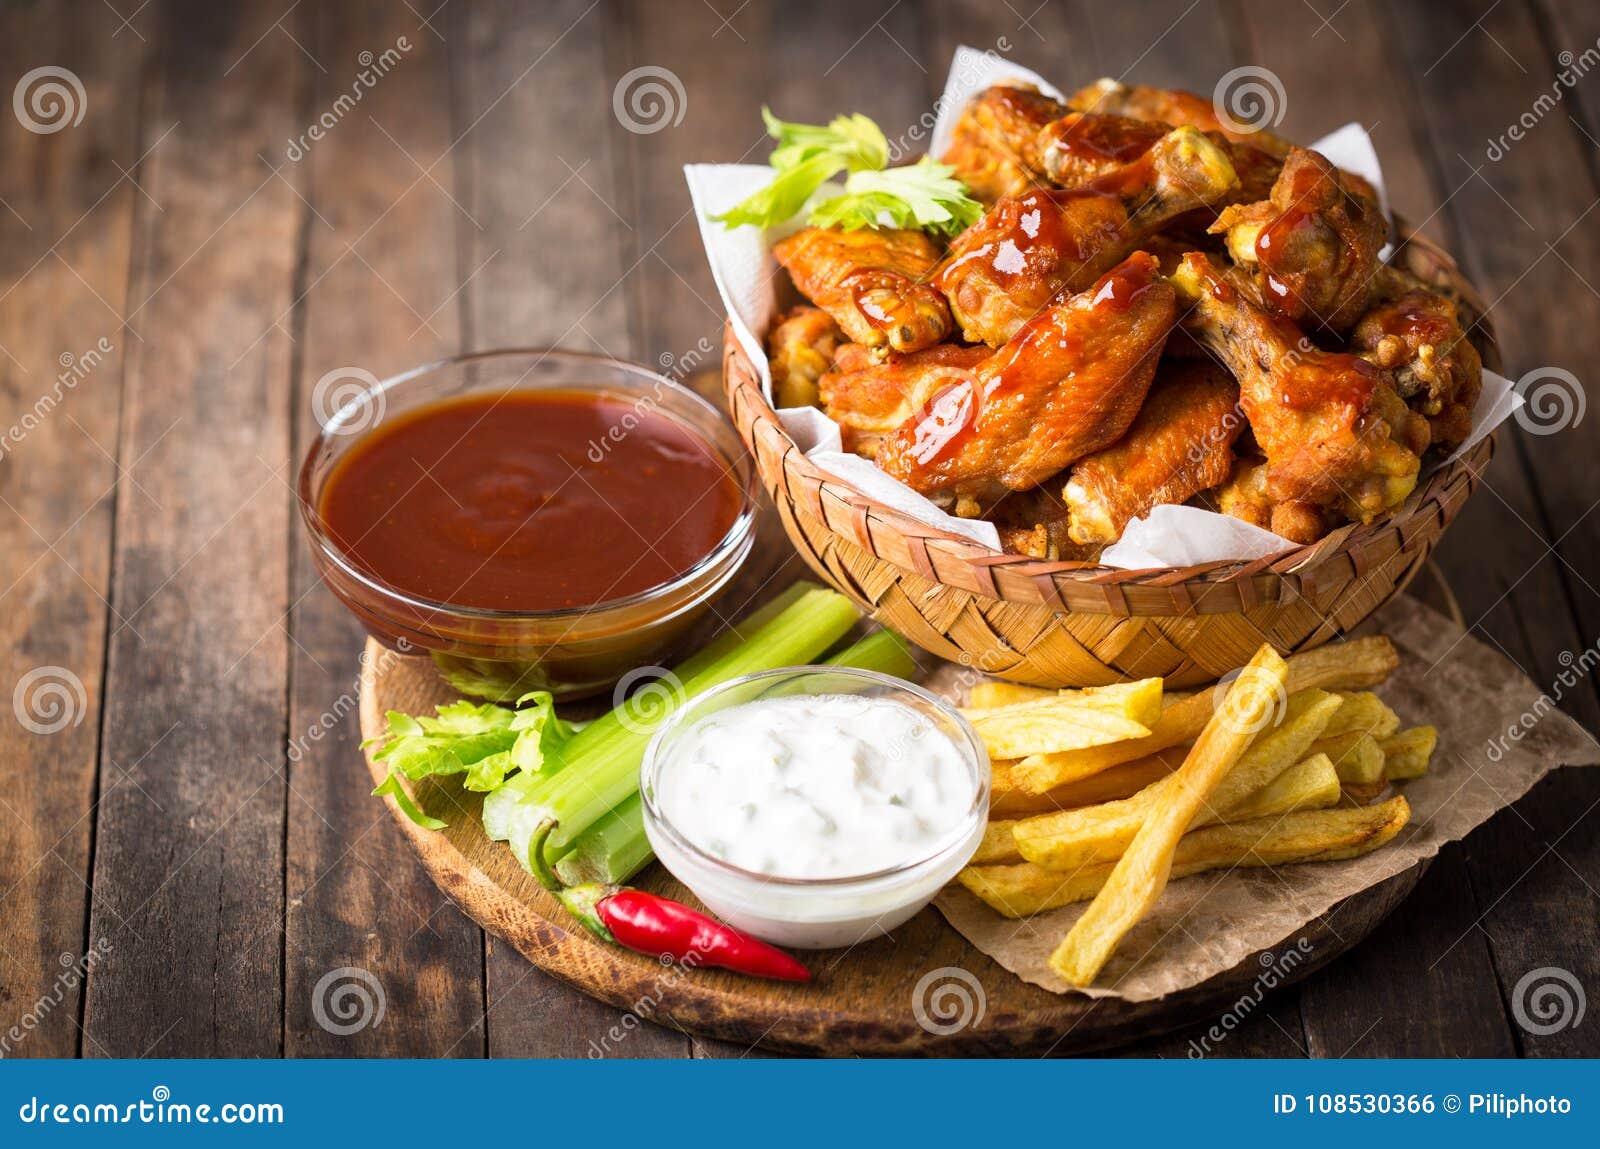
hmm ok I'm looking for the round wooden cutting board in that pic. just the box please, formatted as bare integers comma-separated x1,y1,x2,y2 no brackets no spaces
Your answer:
357,594,1448,1056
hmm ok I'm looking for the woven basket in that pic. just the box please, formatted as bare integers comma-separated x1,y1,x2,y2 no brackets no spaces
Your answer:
723,218,1503,687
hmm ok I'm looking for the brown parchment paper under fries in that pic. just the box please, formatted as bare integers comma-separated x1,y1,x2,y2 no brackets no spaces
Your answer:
927,595,1600,1001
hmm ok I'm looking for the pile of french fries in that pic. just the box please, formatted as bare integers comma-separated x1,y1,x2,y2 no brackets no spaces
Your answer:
956,636,1436,987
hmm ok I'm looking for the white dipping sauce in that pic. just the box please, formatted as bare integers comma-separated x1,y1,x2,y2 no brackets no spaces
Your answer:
656,694,973,880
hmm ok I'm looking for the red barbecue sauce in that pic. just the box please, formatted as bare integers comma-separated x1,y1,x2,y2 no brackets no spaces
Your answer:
317,390,742,611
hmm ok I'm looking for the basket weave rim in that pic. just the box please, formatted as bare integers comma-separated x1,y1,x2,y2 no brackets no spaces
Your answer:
725,215,1503,589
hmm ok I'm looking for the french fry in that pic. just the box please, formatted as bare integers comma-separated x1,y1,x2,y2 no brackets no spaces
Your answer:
969,681,1056,709
1049,644,1288,986
1311,730,1386,784
958,796,1411,918
965,679,1162,760
1221,753,1340,821
1014,690,1340,872
1381,725,1437,780
1341,781,1388,804
990,749,1184,817
1010,636,1399,794
972,820,1024,865
1322,692,1401,740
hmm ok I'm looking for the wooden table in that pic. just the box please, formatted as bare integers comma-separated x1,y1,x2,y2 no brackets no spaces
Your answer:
2,0,1596,1059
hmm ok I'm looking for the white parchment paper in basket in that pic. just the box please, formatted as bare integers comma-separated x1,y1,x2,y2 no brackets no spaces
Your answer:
686,46,1522,567
926,595,1600,1001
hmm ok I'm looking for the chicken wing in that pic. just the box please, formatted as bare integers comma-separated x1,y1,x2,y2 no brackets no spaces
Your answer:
1349,267,1482,450
772,227,952,357
941,84,1065,201
1066,78,1293,157
1215,457,1330,543
1063,360,1242,544
817,341,990,457
1171,252,1428,540
876,253,1177,514
936,126,1236,346
1209,147,1388,334
766,306,842,409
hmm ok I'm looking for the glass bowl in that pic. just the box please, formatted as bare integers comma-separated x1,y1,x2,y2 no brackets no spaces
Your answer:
298,349,757,701
640,666,991,949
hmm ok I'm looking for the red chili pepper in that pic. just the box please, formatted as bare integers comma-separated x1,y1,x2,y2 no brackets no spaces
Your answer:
528,822,810,983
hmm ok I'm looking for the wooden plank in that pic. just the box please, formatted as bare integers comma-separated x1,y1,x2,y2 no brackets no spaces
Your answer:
0,0,143,1058
282,0,487,1058
1390,0,1600,1057
922,0,1097,91
79,0,301,1058
1228,0,1521,1060
449,0,686,1058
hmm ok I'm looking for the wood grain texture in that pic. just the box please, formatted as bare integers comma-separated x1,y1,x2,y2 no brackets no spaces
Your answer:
80,0,301,1058
451,0,686,1058
0,0,143,1058
1226,0,1523,1061
282,0,487,1058
360,638,1428,1056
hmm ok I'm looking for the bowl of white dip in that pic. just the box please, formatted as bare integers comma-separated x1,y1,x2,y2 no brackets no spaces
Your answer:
639,666,990,949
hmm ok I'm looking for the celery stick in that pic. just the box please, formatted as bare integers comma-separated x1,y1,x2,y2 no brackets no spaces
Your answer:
670,581,819,683
533,587,862,855
824,628,918,680
553,794,650,886
545,623,923,884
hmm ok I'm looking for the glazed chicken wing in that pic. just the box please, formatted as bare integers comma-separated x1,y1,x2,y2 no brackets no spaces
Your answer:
772,227,952,357
1067,78,1293,157
937,125,1237,346
1063,359,1242,544
942,84,1066,201
1172,253,1429,541
817,341,990,457
1209,147,1388,334
1349,267,1482,450
876,253,1177,514
766,306,842,409
943,86,1175,193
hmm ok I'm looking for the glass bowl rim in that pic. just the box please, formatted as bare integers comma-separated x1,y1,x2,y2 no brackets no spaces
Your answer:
640,665,992,890
296,347,759,623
